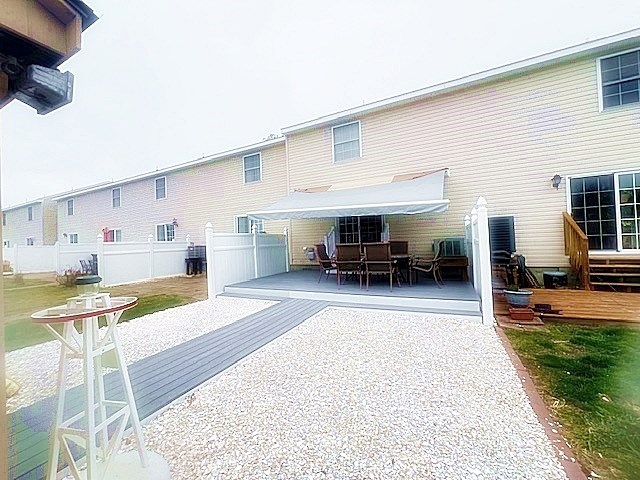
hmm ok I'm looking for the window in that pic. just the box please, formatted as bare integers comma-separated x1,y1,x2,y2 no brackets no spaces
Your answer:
3,240,9,248
27,206,33,221
112,187,121,208
67,199,74,216
155,177,166,200
68,233,79,244
243,153,262,183
2,213,6,226
338,216,382,244
156,223,175,242
569,171,640,251
26,237,34,246
235,216,264,234
104,229,122,242
332,121,361,162
599,49,640,109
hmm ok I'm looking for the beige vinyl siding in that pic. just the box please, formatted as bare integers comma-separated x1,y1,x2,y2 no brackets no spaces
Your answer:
56,143,289,244
2,203,44,246
286,55,640,266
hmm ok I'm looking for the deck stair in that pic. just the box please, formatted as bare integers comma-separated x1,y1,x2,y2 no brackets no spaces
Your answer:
589,256,640,291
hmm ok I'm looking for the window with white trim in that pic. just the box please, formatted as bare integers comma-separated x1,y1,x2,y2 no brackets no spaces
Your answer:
112,187,121,208
332,121,361,162
26,237,34,246
68,233,79,244
156,223,175,242
3,240,9,248
243,153,262,183
235,216,264,234
104,229,122,242
27,206,33,221
67,199,74,216
155,177,166,200
600,49,640,109
570,171,640,250
2,213,6,226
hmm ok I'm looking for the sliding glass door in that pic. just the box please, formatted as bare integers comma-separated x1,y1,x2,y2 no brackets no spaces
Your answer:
337,216,383,245
570,171,640,251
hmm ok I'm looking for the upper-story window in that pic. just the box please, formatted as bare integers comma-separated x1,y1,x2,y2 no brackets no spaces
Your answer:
27,206,33,221
243,153,262,183
155,177,167,200
112,187,121,208
332,121,361,162
600,49,640,110
2,213,6,226
67,199,74,216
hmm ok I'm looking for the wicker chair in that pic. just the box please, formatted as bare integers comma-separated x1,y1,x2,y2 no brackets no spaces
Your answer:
411,240,444,287
363,242,400,291
335,243,362,287
313,243,336,283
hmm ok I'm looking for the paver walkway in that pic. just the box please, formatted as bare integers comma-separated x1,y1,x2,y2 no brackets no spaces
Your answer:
9,298,327,480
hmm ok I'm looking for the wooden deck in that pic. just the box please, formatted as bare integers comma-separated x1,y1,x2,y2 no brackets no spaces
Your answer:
494,288,640,324
9,299,328,480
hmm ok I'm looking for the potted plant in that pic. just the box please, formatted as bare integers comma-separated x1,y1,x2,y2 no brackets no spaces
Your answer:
503,284,533,307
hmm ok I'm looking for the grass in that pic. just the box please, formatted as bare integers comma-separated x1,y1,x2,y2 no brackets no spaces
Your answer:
3,279,189,352
504,323,640,479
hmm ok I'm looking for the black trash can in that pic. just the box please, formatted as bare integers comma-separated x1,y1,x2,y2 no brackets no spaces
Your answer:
543,271,568,289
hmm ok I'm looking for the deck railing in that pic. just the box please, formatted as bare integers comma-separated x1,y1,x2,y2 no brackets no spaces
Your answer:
563,211,590,290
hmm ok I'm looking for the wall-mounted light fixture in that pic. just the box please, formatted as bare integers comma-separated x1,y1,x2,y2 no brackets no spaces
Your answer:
551,174,562,189
172,218,179,227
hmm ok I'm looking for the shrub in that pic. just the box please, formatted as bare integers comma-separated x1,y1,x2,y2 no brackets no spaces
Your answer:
13,272,24,286
56,268,83,288
2,260,12,273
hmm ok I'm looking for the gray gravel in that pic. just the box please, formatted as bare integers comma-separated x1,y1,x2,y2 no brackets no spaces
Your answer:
124,307,567,480
5,297,275,413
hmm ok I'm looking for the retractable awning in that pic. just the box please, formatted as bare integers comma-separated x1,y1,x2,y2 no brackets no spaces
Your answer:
248,169,449,220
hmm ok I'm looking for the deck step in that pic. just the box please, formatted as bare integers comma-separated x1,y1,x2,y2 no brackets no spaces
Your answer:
590,272,640,277
590,264,640,269
590,281,640,287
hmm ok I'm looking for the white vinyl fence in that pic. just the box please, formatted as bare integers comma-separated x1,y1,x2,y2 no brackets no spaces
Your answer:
205,223,289,297
465,197,495,326
3,234,192,287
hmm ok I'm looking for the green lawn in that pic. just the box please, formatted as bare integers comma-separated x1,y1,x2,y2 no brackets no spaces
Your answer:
505,324,640,480
4,282,188,352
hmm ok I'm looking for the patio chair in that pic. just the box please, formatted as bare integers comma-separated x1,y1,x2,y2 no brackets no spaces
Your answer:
411,240,444,287
363,242,401,291
390,240,408,255
314,243,336,283
335,243,362,288
79,259,92,274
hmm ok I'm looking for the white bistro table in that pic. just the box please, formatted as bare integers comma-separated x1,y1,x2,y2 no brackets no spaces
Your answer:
32,293,169,480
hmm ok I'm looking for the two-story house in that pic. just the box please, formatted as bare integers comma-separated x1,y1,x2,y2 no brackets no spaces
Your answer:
248,28,640,288
2,198,57,247
55,137,288,244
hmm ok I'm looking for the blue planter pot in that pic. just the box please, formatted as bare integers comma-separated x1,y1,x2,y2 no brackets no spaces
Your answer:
503,289,533,307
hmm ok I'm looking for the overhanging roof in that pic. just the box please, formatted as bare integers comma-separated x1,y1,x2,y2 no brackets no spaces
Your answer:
248,170,449,220
281,27,640,134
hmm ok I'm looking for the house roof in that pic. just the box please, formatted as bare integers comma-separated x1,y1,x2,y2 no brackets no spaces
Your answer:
2,199,43,212
281,27,640,134
53,136,286,200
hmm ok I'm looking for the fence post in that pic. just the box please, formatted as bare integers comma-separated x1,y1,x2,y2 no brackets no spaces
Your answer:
283,227,290,273
470,208,479,294
476,197,495,326
54,241,60,272
252,224,259,278
96,234,105,286
186,234,191,245
13,244,18,273
147,234,154,280
205,222,216,299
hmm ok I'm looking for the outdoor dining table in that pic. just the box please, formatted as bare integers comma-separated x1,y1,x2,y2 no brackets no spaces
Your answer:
31,294,169,480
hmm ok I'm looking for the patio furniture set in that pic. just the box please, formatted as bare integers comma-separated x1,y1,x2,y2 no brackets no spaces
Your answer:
314,240,444,291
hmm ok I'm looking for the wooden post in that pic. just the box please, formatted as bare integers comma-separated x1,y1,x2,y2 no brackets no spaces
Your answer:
205,222,215,299
476,197,495,326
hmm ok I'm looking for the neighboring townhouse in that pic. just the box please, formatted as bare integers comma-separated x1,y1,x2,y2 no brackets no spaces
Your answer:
248,28,640,286
2,198,57,247
55,137,289,244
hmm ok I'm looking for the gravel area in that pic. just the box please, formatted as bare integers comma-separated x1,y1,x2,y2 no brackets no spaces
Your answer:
5,296,275,413
123,307,567,480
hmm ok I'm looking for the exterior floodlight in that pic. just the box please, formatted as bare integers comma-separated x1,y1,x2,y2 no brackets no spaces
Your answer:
13,65,74,115
551,174,562,189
